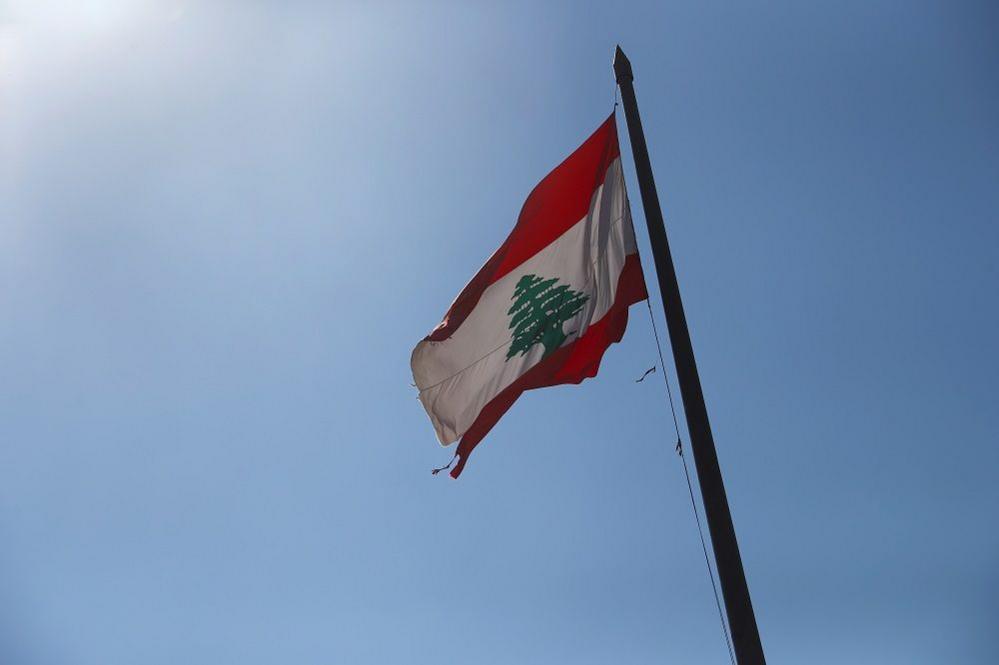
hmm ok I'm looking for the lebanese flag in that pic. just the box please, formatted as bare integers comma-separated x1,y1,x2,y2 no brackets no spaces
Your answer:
411,113,647,478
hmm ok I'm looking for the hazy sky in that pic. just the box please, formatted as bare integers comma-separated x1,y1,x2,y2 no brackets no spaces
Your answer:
1,2,997,663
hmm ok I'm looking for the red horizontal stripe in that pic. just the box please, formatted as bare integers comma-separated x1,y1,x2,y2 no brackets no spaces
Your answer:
427,113,621,342
449,252,647,478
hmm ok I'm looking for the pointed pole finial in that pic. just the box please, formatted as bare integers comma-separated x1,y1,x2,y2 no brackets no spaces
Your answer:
613,45,633,84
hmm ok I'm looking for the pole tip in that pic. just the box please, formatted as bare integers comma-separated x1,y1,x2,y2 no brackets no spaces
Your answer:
613,45,633,83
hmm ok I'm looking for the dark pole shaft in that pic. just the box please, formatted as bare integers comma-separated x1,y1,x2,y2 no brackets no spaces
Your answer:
613,46,766,665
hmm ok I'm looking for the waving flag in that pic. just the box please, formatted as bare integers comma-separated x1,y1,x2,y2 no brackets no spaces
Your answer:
411,114,647,478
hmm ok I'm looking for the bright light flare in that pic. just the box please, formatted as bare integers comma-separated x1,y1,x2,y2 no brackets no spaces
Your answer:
1,0,184,33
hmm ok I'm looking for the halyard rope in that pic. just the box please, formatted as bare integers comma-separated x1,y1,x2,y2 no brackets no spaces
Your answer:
644,298,737,665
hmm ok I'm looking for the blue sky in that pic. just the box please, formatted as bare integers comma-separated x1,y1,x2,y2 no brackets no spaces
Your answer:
1,1,997,663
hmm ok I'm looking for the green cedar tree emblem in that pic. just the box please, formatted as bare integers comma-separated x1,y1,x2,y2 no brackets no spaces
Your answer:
506,274,589,361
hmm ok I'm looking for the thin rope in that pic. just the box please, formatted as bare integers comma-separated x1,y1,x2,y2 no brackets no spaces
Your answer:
645,300,682,442
644,300,737,665
635,366,656,382
431,453,457,476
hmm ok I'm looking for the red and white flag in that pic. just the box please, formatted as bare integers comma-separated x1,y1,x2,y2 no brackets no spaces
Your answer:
411,114,647,477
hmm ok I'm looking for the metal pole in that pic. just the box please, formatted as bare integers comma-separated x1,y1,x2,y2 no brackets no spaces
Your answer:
613,45,767,665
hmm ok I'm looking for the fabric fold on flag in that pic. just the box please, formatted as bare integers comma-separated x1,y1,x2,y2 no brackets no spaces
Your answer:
411,112,647,478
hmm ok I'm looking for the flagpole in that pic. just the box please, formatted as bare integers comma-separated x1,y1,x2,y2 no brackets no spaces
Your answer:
613,46,767,665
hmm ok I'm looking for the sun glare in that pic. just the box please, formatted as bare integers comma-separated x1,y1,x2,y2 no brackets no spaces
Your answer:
3,0,179,33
